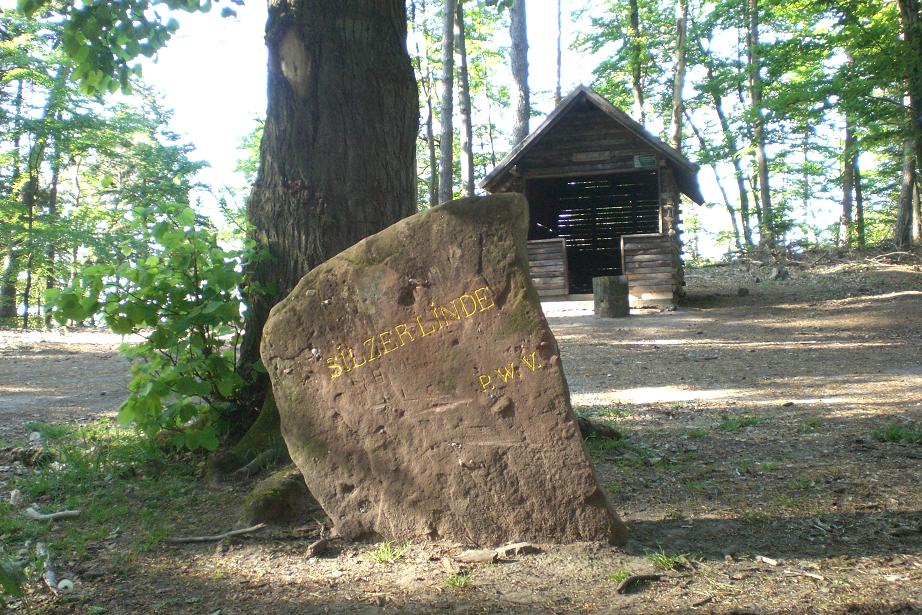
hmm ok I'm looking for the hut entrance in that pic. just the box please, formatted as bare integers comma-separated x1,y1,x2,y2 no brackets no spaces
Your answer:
526,171,660,294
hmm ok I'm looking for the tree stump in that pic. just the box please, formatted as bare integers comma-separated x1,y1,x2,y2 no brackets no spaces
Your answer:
593,275,629,318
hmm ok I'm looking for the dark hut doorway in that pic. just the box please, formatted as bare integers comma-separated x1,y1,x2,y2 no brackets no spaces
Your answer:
525,170,661,294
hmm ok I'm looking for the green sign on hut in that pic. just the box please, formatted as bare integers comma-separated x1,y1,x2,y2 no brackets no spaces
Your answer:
481,86,704,308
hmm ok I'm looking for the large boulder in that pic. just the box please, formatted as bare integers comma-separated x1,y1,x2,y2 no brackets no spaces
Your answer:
261,194,627,546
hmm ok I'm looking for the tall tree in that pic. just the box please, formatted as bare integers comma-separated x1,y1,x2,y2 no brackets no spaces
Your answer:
628,0,645,124
456,1,475,197
670,0,687,152
746,0,776,253
509,0,529,144
438,0,456,203
238,1,418,426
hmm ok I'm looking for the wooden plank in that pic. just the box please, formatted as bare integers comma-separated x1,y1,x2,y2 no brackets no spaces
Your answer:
624,266,676,275
532,276,567,287
529,258,566,268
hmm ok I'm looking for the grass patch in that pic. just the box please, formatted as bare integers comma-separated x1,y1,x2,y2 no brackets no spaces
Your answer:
647,548,692,571
871,423,922,444
576,405,635,419
445,571,473,589
685,481,707,493
369,541,410,564
757,461,780,472
718,414,763,432
584,432,630,459
1,419,220,595
686,428,708,439
743,509,771,524
799,418,824,433
608,567,632,583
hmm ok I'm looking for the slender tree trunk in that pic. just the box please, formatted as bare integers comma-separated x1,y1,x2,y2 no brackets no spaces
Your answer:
510,0,530,144
438,0,456,203
239,0,417,425
628,0,645,125
45,149,61,328
840,120,855,248
0,250,17,320
555,0,563,107
855,157,866,249
747,0,776,253
895,136,915,248
670,0,687,152
0,81,24,319
426,92,439,207
684,110,743,251
455,1,475,197
715,94,753,249
897,0,922,166
913,176,922,244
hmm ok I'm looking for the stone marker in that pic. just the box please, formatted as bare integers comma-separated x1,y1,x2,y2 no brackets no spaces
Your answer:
593,275,630,318
261,194,628,546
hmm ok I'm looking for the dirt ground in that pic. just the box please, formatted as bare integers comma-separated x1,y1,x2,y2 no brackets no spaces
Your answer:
2,256,922,614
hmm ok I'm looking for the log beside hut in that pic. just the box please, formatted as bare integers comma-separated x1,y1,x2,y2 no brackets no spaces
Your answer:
480,86,703,308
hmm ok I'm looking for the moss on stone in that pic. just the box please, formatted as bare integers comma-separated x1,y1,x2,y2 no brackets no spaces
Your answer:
242,466,321,526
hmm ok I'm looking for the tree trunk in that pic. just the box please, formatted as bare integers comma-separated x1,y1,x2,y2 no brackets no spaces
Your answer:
0,249,17,320
897,0,922,167
913,175,922,245
840,120,855,248
510,0,530,144
555,0,563,107
895,136,915,249
238,0,417,426
670,0,687,152
855,156,866,249
702,57,753,251
438,0,456,204
426,92,439,208
455,1,475,197
628,0,645,125
747,0,776,253
684,110,743,251
0,81,24,320
45,140,61,328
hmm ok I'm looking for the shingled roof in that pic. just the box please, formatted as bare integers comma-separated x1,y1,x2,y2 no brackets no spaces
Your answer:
480,86,704,204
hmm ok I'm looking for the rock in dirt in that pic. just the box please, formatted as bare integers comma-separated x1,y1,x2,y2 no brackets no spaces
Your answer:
262,194,627,546
454,549,499,564
242,467,322,526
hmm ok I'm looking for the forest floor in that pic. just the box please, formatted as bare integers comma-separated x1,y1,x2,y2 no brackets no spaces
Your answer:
2,252,922,614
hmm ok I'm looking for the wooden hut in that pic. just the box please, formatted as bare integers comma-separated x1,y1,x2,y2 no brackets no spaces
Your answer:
480,86,703,308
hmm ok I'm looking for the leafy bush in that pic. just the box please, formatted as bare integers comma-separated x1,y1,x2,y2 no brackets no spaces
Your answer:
47,202,263,450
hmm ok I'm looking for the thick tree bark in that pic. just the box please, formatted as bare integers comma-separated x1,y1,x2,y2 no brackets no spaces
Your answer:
628,0,645,125
670,0,687,153
438,0,456,204
455,1,475,197
747,0,776,253
510,0,530,144
895,136,915,248
914,177,922,244
238,0,417,422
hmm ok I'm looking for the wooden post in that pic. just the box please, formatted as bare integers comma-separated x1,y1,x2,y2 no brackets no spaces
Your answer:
593,275,630,318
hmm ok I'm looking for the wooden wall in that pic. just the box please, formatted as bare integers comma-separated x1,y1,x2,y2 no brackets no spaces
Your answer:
526,239,568,297
621,234,682,308
515,101,661,180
